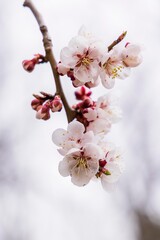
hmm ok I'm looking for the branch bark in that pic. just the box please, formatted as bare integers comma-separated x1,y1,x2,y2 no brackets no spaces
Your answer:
108,31,127,52
23,0,76,123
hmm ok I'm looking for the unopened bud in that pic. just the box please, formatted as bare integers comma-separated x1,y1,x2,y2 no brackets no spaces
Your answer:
36,104,50,120
22,54,44,73
99,159,107,168
75,86,92,100
81,98,93,108
50,96,62,112
22,59,37,72
31,99,43,111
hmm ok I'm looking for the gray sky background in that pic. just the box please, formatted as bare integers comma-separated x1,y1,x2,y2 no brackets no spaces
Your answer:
0,0,160,240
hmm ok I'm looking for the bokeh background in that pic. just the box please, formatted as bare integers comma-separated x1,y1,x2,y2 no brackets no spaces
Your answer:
0,0,160,239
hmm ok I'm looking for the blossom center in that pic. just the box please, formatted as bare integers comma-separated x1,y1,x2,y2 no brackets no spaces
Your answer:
81,57,91,66
103,58,124,79
75,156,88,168
111,65,123,79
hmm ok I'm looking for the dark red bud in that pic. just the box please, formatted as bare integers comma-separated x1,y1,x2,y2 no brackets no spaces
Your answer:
22,60,36,72
99,159,107,168
31,99,42,110
41,104,50,114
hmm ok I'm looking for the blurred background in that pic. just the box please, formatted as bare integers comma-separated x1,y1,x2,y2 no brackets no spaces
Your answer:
0,0,160,239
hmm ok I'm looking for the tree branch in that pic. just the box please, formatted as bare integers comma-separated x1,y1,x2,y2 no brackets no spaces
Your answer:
23,0,76,123
108,31,127,52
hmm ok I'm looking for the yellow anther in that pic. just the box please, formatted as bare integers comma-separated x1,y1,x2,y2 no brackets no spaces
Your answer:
111,65,124,79
82,57,91,66
76,156,88,168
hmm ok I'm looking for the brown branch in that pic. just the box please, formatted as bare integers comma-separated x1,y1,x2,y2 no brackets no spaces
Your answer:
23,0,76,123
108,31,127,52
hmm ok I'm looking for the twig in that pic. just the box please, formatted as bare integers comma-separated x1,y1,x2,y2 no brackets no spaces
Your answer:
108,31,127,52
23,0,76,122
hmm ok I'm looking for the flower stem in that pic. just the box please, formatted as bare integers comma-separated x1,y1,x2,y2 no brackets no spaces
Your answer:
23,0,76,123
108,31,127,52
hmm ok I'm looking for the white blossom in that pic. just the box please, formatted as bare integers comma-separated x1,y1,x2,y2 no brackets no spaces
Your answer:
52,120,95,156
100,144,124,192
83,93,121,134
100,48,130,89
84,108,111,135
60,34,103,85
58,143,101,186
122,43,142,67
96,93,122,123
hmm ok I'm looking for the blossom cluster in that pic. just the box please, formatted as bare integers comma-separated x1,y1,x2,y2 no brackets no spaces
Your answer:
52,87,124,191
57,26,142,89
31,92,62,120
23,26,142,191
52,27,142,191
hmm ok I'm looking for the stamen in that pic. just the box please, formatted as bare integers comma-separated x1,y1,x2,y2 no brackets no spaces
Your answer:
76,156,88,168
82,57,91,66
111,65,124,79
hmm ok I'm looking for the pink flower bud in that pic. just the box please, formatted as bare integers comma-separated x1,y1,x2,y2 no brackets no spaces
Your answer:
22,59,37,72
22,54,44,72
81,98,93,109
99,159,107,168
50,96,62,112
75,86,92,100
122,43,142,67
36,104,50,120
31,99,43,111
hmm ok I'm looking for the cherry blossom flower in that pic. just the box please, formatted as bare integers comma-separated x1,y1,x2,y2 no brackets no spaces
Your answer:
52,120,96,156
100,48,130,89
60,33,103,85
122,43,142,67
81,92,121,134
96,93,122,123
96,142,124,191
84,108,111,135
58,143,101,186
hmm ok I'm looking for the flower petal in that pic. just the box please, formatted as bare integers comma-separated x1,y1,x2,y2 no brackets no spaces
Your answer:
103,162,122,183
71,166,92,187
100,71,115,89
84,143,102,160
87,118,111,135
67,120,85,140
52,129,67,147
68,36,89,53
60,47,78,68
84,108,97,121
74,65,93,83
81,131,95,145
58,159,70,177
